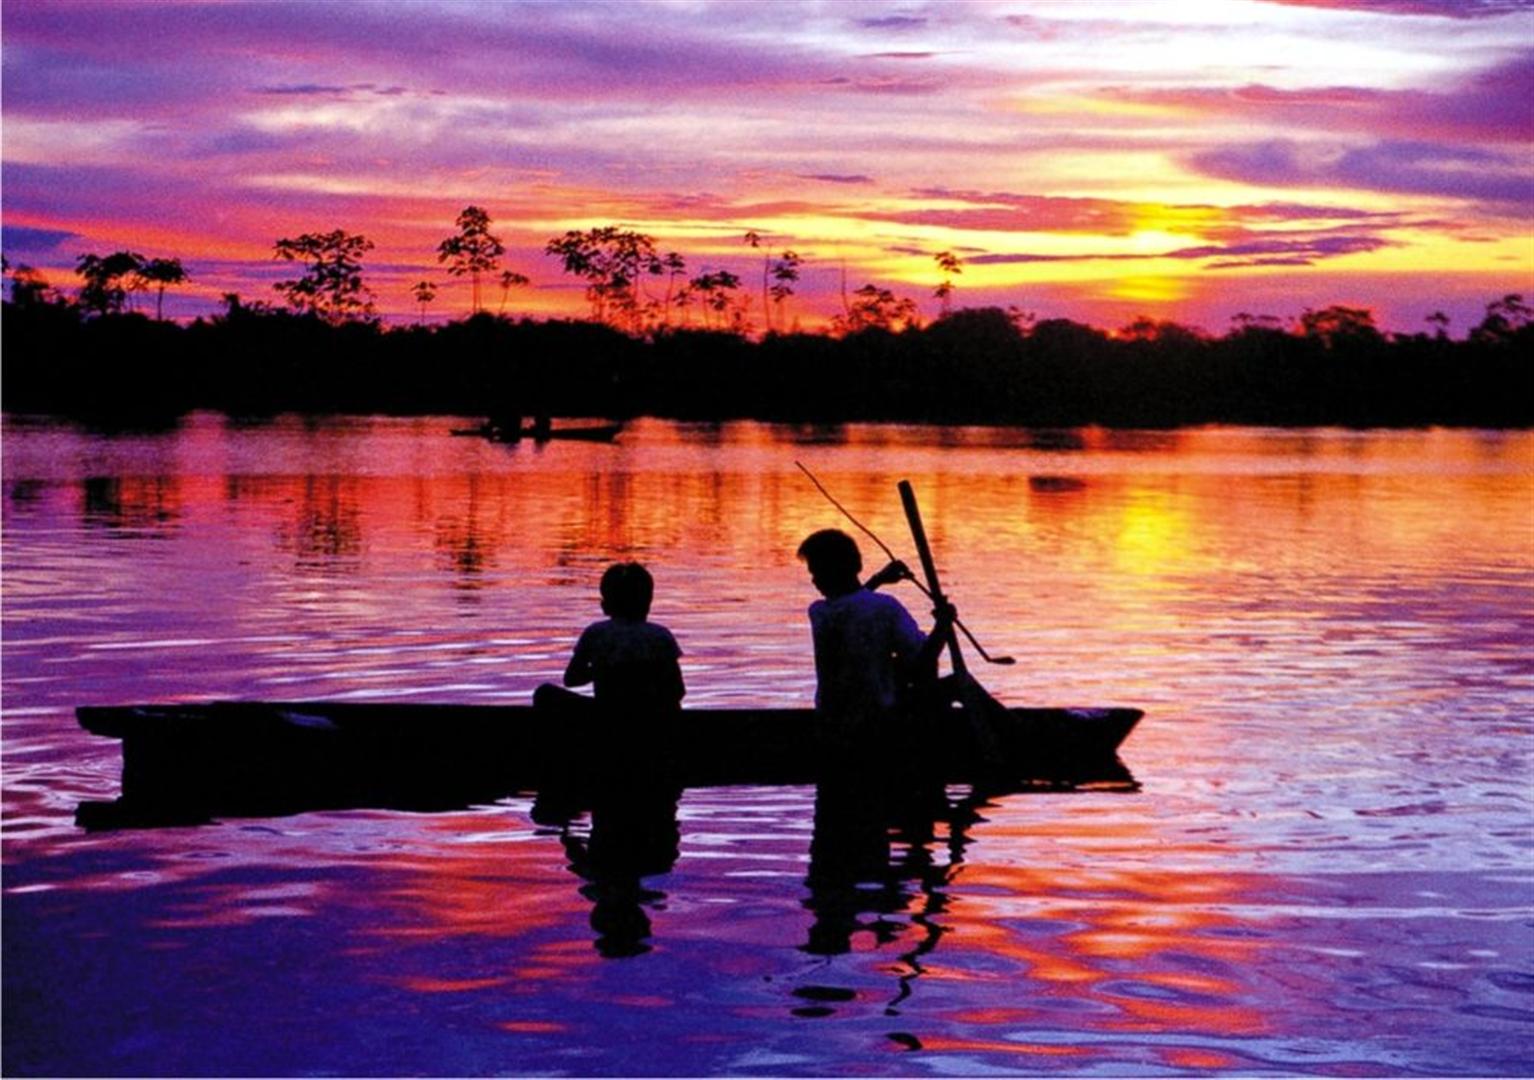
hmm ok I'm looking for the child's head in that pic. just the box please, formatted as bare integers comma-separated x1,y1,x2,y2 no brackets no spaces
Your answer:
797,529,862,596
599,562,654,620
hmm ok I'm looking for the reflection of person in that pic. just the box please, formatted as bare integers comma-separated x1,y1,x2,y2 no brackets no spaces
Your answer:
534,781,682,959
536,562,685,715
800,775,953,960
796,529,952,735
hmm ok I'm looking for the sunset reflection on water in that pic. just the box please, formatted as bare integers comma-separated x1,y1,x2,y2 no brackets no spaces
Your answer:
3,415,1530,1076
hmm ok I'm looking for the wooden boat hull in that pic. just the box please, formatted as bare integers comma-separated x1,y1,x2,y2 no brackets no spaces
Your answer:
75,701,1141,828
449,423,622,443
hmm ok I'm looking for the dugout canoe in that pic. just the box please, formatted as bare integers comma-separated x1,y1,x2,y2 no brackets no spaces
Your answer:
74,701,1141,828
449,422,623,443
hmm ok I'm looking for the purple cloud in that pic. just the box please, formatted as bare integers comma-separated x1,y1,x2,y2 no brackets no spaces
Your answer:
1,224,79,254
962,229,1392,268
967,252,1121,265
856,15,929,30
796,174,875,185
254,83,354,96
1192,139,1533,207
2,1,867,119
1256,0,1528,17
1206,257,1319,268
1107,52,1534,146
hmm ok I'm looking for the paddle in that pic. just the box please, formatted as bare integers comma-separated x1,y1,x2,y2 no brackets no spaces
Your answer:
897,479,1006,764
794,461,1015,666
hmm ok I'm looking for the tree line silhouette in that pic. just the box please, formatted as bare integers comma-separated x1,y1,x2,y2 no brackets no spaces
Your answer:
2,205,1529,427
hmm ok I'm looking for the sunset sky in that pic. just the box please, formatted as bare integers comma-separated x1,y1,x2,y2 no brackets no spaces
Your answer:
3,0,1531,333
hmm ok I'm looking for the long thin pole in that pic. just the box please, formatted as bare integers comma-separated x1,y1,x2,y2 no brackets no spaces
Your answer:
794,462,1015,665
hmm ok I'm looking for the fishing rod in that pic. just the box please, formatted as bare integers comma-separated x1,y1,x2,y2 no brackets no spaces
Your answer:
793,461,1016,666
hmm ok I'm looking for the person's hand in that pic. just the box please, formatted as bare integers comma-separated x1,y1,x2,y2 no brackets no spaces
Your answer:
931,600,957,627
864,559,912,591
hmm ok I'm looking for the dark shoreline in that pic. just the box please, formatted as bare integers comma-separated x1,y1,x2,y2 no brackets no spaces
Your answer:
4,303,1530,429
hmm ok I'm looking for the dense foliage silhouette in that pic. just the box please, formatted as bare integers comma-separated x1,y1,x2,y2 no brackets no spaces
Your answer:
3,283,1529,427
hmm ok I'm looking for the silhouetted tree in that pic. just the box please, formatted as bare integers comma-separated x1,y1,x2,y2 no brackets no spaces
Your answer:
497,270,530,315
1231,311,1283,332
1119,315,1204,345
545,226,664,333
933,250,962,317
834,284,920,334
1300,305,1381,350
273,229,375,323
6,262,58,308
76,251,144,316
769,251,802,332
687,270,746,332
745,230,782,332
438,206,505,314
218,291,273,320
1425,311,1451,341
660,252,687,328
412,280,438,325
137,257,188,321
1470,294,1531,344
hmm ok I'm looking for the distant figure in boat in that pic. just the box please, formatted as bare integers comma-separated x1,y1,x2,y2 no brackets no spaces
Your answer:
535,562,685,718
796,529,954,741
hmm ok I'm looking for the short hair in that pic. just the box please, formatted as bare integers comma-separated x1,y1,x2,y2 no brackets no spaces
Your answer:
600,562,654,619
797,529,862,579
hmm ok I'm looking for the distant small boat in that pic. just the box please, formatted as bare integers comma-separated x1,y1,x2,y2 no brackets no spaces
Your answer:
74,701,1141,828
450,421,623,443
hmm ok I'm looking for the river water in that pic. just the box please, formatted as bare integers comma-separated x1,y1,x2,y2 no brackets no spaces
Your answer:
2,414,1531,1076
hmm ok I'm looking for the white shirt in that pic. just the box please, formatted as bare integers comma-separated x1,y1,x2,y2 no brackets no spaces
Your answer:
807,589,927,715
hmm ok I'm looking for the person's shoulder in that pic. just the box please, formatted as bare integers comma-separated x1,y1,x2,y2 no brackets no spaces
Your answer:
865,589,917,621
644,620,680,644
639,620,682,659
618,618,682,654
852,589,908,612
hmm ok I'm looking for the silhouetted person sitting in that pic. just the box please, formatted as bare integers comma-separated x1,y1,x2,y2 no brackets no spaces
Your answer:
535,562,685,721
797,529,953,756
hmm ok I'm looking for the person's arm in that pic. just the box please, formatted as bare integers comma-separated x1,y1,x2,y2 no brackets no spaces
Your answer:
913,601,957,672
664,658,686,706
863,559,911,592
890,597,955,682
564,629,595,687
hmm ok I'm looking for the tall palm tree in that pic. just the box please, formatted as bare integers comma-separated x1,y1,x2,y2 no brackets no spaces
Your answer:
745,231,770,332
412,280,437,325
438,206,505,314
138,257,189,321
933,251,962,317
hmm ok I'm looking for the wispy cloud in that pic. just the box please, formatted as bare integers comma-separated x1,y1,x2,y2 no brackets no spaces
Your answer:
1191,139,1533,208
855,15,929,30
1256,0,1530,18
796,174,876,185
1,224,79,254
1102,52,1534,146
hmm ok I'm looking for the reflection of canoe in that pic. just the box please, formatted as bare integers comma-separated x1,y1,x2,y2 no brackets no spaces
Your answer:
76,702,1141,828
449,423,623,443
